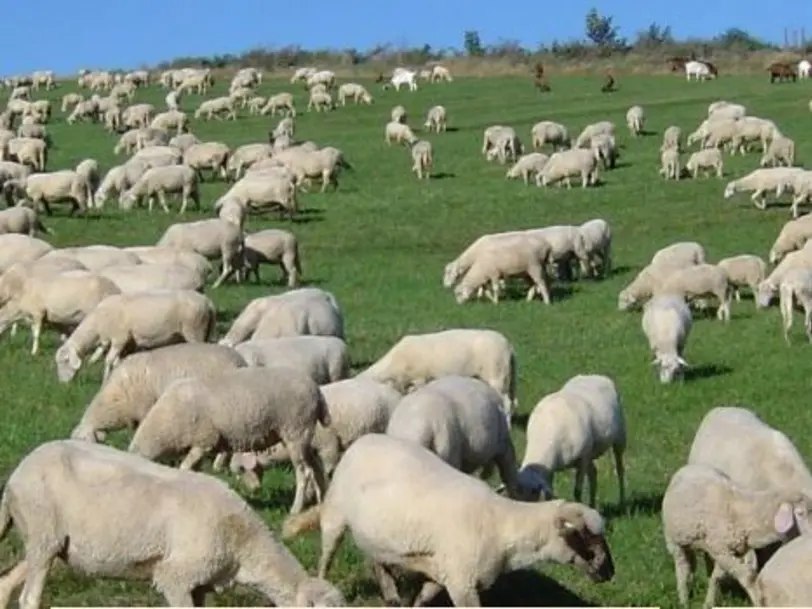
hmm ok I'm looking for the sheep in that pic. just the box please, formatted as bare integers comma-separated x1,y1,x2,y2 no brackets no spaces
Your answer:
54,289,217,383
235,336,350,385
0,161,32,187
247,96,266,115
119,164,200,213
505,152,549,185
129,366,330,515
513,375,626,508
578,218,612,278
337,82,372,105
72,343,248,442
659,147,681,180
410,140,433,180
242,228,301,286
641,295,693,383
131,144,182,169
150,109,188,134
272,146,351,194
66,99,99,124
0,206,50,237
194,96,237,121
685,148,723,178
390,105,407,124
93,161,148,207
0,440,345,608
260,93,296,117
574,120,614,148
123,246,212,279
99,262,206,294
75,159,100,203
723,167,806,210
760,133,796,167
775,267,812,343
182,141,230,181
16,122,47,143
756,535,812,605
219,288,344,346
716,254,767,305
730,116,781,154
661,125,682,152
216,174,299,217
452,233,553,306
423,105,447,132
112,129,141,155
0,234,53,272
661,463,812,609
531,120,570,150
121,103,154,129
60,92,83,113
384,121,417,145
655,263,733,322
357,328,517,424
651,241,706,268
769,214,812,263
5,138,47,171
291,67,317,84
590,132,617,170
156,219,244,288
482,126,521,164
168,132,200,152
386,375,521,495
756,248,812,308
281,434,615,607
226,143,275,179
4,171,91,216
0,271,121,355
271,116,295,139
536,148,598,188
307,91,334,112
708,101,746,119
625,105,644,136
618,264,680,311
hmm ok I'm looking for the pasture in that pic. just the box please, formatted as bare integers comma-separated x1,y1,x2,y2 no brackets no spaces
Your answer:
1,72,812,608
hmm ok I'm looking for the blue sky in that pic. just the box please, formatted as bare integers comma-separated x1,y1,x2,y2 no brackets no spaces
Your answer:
2,0,804,77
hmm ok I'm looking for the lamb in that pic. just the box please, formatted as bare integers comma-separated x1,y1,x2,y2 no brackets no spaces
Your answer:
716,254,767,305
769,214,812,263
0,271,121,355
271,116,295,139
659,148,681,180
590,133,617,170
775,267,812,343
410,140,433,180
0,206,50,236
386,376,521,496
536,148,598,188
260,93,296,117
641,295,693,383
280,434,615,607
357,328,517,424
655,263,733,322
337,82,372,105
71,343,248,442
235,335,350,384
760,133,796,167
390,105,407,124
0,440,345,608
242,229,301,286
452,233,553,305
756,535,812,606
307,91,334,112
99,262,206,294
662,463,812,609
0,234,53,273
578,218,612,278
384,121,417,145
54,289,217,383
182,141,230,181
651,241,707,268
423,105,447,133
513,375,626,508
530,120,570,150
194,96,237,121
625,105,644,136
723,167,805,210
156,219,244,288
219,288,344,346
505,152,549,185
685,148,724,178
661,125,682,152
482,126,521,164
574,120,615,148
119,165,200,214
129,366,330,515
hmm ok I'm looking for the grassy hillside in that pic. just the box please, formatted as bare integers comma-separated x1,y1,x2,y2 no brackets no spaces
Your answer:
1,74,811,607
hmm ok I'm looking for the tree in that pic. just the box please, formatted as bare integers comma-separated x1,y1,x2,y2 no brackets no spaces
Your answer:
463,30,485,56
585,8,621,47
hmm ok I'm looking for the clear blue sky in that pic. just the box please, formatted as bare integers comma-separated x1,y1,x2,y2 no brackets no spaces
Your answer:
1,0,804,77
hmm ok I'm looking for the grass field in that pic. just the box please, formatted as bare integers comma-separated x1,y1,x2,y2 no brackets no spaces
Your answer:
2,73,812,608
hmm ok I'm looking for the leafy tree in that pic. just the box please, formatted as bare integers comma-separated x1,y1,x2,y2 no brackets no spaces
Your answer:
463,30,485,56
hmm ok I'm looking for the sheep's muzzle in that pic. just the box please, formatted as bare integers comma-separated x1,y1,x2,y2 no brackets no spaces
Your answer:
566,529,615,583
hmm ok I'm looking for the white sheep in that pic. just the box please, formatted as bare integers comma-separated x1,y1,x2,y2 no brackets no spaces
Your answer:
659,148,681,180
618,264,680,311
261,93,296,117
384,121,417,145
723,167,805,210
730,116,780,154
756,247,812,308
536,148,598,188
42,245,141,271
579,218,612,278
641,295,693,383
661,125,682,152
99,262,206,294
386,375,521,495
337,83,372,105
182,141,230,181
531,120,570,150
776,267,812,343
156,219,244,288
685,148,723,178
235,335,350,384
574,120,614,148
129,366,330,515
93,161,149,207
760,133,796,167
625,105,644,136
119,164,199,213
241,228,301,286
194,96,237,121
357,328,517,424
0,206,50,236
281,434,615,607
0,440,345,608
0,234,53,272
716,254,767,305
655,263,733,322
483,126,521,164
651,241,707,268
390,105,407,124
4,171,91,216
769,214,812,263
423,105,447,133
590,133,617,170
168,132,201,152
307,91,334,112
506,152,549,184
54,289,217,383
757,535,812,606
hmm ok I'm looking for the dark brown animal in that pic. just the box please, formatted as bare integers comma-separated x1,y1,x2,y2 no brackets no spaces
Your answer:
601,73,616,93
768,62,797,83
534,75,551,93
668,56,689,72
533,62,545,79
703,61,719,78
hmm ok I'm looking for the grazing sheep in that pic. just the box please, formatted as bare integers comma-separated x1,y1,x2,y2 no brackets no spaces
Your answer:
54,289,217,383
626,105,644,136
182,141,230,181
618,264,680,311
590,133,617,170
574,120,615,148
769,214,812,263
716,254,767,305
261,93,296,117
194,97,237,121
41,245,141,272
423,105,447,132
390,105,407,124
641,295,693,383
99,262,206,294
730,116,781,154
307,91,334,112
536,148,599,188
482,126,521,164
337,83,372,105
234,335,350,384
281,434,615,607
271,146,352,194
531,120,570,150
4,171,91,216
0,440,345,608
410,140,433,180
241,229,301,286
0,206,50,237
578,218,612,278
168,132,201,152
660,148,681,180
760,133,796,167
129,366,330,515
756,248,812,308
357,328,517,424
384,121,417,146
5,138,47,171
119,165,200,213
655,263,733,322
723,167,806,210
662,462,812,609
661,125,682,152
685,148,724,178
386,375,521,495
156,219,244,288
776,267,812,343
506,152,549,185
651,241,707,268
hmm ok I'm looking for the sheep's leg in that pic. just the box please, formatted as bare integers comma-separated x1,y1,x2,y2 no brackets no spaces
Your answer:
612,444,626,509
158,191,170,214
102,345,122,381
804,304,812,343
178,446,207,470
17,553,55,609
586,461,599,508
29,316,43,356
0,561,28,609
573,463,586,503
666,539,695,608
87,343,106,364
287,442,317,514
211,451,228,471
702,555,760,609
370,562,403,606
412,581,445,606
316,515,348,579
154,579,194,608
444,584,480,607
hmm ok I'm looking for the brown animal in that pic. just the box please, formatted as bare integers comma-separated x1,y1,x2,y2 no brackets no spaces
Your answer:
535,76,551,93
533,62,545,79
768,62,797,83
668,56,689,72
703,61,719,78
601,72,616,93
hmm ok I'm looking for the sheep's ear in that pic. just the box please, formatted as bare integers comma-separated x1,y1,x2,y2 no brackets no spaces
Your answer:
554,504,586,534
774,502,795,534
677,356,690,367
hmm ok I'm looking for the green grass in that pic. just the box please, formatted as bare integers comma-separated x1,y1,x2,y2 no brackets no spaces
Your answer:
2,74,812,608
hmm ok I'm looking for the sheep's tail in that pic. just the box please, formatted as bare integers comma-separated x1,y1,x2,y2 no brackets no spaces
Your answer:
281,504,322,540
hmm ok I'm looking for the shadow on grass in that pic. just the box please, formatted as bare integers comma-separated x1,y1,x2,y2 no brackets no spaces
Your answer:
684,363,733,382
638,129,658,137
511,412,530,429
292,209,326,224
445,127,460,133
609,265,634,278
550,284,576,302
430,172,456,180
611,161,633,170
602,492,664,520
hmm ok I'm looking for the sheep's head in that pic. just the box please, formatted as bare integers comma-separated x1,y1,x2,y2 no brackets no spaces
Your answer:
442,263,460,288
453,284,472,304
55,344,82,383
118,190,137,210
70,423,106,443
511,466,554,501
756,281,777,308
617,289,636,311
653,352,688,383
768,249,783,265
723,182,737,199
549,501,615,583
295,577,346,607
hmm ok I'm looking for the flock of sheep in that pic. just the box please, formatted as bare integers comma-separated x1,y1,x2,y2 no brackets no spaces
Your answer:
0,61,811,608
